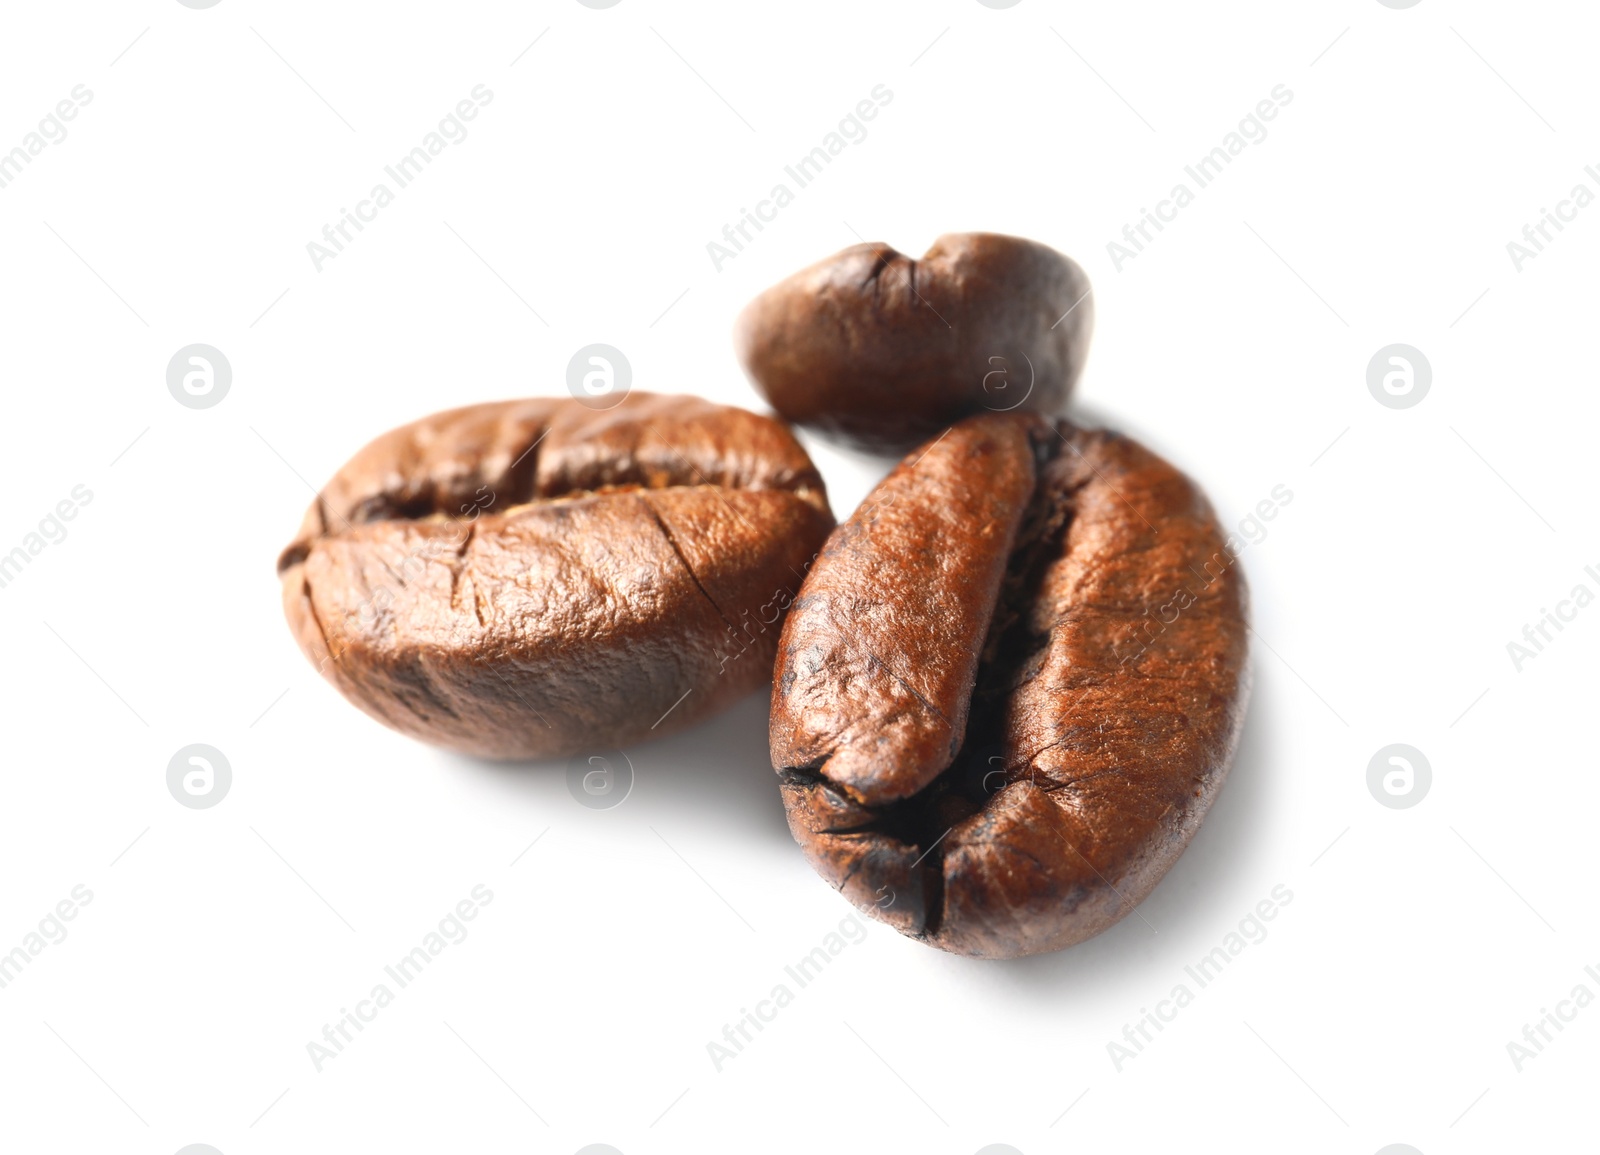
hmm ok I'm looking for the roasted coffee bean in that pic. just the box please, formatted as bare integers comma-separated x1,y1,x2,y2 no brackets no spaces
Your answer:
771,413,1249,958
734,233,1093,453
278,394,834,760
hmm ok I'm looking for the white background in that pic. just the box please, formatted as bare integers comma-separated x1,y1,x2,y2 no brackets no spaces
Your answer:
0,1,1594,1152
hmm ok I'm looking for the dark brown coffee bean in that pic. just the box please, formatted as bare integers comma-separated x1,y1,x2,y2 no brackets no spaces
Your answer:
735,233,1093,453
771,413,1249,958
278,394,834,760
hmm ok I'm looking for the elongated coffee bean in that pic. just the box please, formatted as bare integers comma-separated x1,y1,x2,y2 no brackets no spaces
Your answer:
278,394,834,760
771,413,1249,958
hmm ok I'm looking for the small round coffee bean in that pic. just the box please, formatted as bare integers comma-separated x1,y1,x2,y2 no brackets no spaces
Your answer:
735,233,1093,453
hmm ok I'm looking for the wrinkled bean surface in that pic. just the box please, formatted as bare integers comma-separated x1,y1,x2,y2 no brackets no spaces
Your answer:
771,413,1249,958
279,394,834,759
